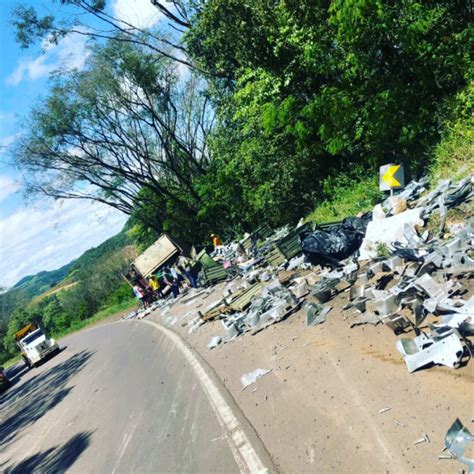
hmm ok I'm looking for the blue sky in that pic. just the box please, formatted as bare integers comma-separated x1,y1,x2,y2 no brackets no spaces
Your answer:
0,0,165,287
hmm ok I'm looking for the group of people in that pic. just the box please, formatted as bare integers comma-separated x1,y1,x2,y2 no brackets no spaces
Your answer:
131,256,198,308
131,233,223,308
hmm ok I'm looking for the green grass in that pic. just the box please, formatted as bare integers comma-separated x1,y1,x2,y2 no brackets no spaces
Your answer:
429,81,474,183
429,122,473,183
2,298,138,369
306,176,382,224
1,355,21,370
52,297,138,339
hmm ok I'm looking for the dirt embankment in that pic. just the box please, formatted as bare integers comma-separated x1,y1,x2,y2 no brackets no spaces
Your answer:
144,280,472,473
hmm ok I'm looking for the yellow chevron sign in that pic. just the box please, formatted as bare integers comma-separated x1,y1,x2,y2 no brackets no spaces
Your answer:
379,164,404,191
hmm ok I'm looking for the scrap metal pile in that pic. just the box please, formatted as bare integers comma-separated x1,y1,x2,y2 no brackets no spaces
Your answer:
196,176,473,375
122,177,473,471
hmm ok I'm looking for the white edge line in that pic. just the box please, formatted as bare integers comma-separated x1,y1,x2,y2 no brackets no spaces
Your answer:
139,319,269,474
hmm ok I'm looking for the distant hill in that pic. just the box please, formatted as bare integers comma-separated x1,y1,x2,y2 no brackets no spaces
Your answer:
0,227,133,325
12,262,75,293
66,231,132,279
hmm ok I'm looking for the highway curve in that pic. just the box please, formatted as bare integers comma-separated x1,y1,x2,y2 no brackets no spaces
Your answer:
0,322,270,473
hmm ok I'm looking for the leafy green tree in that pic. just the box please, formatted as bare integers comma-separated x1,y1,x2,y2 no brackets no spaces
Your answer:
40,296,68,333
12,1,198,69
4,308,40,357
14,38,214,239
185,0,472,226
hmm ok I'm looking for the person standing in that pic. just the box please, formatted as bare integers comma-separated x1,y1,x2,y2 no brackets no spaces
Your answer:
210,233,222,249
163,268,180,298
133,284,146,307
178,255,197,288
148,275,164,298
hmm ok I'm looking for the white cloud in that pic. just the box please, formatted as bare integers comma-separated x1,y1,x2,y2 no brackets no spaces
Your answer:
6,30,90,86
0,175,21,203
0,198,127,287
112,0,165,29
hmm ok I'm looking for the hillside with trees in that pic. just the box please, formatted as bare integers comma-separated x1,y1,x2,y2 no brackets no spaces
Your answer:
11,1,472,244
0,227,136,363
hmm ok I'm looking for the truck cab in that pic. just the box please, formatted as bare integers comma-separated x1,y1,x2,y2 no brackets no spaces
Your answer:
15,323,59,368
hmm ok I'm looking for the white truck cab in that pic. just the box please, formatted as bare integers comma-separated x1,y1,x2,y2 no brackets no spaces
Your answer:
15,323,59,368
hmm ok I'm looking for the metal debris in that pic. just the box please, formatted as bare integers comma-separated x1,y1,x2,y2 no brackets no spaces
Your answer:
444,418,474,472
396,327,467,373
306,303,332,326
207,336,222,349
413,434,430,445
151,176,472,379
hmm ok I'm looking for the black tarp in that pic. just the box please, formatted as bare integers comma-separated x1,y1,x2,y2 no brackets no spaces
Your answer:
300,215,371,267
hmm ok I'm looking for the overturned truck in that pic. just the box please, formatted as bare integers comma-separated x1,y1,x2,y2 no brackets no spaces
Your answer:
126,233,191,287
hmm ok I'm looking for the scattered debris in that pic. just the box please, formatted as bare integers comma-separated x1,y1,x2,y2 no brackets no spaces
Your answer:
207,336,222,350
148,176,472,380
396,327,467,373
306,303,332,326
241,368,272,389
413,434,430,445
444,418,474,472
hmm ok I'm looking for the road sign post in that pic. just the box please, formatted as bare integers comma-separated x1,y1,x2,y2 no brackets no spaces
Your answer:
379,164,405,195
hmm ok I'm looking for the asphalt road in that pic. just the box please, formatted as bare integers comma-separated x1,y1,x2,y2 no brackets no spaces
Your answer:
0,322,245,473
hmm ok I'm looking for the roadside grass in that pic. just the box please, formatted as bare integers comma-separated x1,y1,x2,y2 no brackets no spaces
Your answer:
52,297,138,339
3,298,138,369
429,81,473,183
306,176,382,224
428,121,473,183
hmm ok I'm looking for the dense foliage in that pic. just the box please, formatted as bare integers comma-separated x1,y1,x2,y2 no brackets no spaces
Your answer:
13,1,472,241
186,0,473,231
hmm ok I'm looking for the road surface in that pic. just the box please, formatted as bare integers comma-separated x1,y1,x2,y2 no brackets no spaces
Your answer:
0,322,268,473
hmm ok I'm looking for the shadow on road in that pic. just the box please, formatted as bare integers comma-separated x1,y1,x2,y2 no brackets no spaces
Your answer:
4,431,94,474
5,362,29,384
0,350,95,449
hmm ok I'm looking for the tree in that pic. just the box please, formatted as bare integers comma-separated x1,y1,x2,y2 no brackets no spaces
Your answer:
185,0,473,226
12,1,202,71
14,38,214,237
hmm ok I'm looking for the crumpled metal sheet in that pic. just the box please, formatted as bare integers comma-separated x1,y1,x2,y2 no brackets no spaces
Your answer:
421,177,473,218
306,303,332,326
350,312,381,327
444,418,474,473
435,314,474,335
365,290,400,317
207,336,222,349
396,327,466,373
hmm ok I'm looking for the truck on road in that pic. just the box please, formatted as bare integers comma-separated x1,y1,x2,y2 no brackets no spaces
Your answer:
15,323,59,368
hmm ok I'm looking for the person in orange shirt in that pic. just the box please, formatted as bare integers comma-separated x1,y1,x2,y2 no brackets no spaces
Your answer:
210,233,222,248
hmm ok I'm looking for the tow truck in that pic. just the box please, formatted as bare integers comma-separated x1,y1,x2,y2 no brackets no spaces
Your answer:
15,322,60,368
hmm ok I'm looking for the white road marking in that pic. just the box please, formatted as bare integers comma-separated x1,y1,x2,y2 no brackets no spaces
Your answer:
111,431,133,474
139,319,269,474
